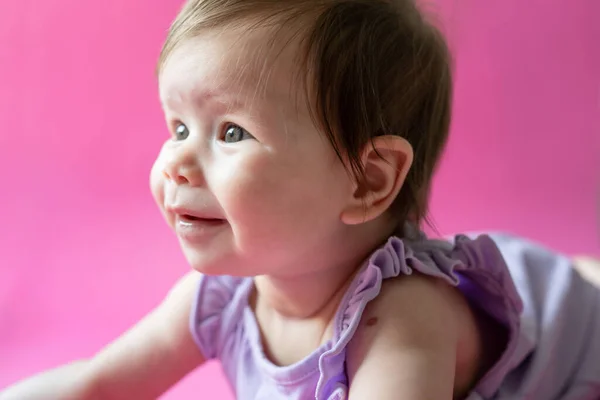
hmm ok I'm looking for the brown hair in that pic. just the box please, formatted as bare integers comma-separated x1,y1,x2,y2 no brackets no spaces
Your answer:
158,0,452,230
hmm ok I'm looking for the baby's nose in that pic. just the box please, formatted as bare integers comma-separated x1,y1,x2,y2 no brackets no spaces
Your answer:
162,146,203,186
163,167,190,185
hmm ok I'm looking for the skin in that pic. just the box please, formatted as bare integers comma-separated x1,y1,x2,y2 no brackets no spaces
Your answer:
573,256,600,287
2,22,600,400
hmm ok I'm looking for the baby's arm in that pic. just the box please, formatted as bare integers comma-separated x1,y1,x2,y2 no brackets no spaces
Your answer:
0,271,205,400
346,274,472,400
573,256,600,287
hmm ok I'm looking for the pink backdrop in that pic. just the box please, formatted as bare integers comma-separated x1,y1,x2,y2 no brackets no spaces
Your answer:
0,0,598,397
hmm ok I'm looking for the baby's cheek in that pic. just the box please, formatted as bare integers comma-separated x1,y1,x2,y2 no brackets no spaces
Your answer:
149,145,170,216
218,166,289,225
149,160,164,203
221,175,273,219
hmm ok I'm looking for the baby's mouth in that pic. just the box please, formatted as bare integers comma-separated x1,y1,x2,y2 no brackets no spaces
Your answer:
179,214,226,225
181,214,201,221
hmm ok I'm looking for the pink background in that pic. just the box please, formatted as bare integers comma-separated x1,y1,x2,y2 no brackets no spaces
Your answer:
0,0,598,398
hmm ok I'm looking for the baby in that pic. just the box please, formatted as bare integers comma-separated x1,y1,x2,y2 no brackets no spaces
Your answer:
3,0,600,399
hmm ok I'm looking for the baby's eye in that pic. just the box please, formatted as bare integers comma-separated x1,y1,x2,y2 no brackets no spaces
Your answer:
222,124,254,143
174,122,189,141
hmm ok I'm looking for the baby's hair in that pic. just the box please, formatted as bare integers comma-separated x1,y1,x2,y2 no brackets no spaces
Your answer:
158,0,452,233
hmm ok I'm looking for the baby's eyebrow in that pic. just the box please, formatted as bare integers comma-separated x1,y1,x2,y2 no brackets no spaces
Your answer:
194,89,246,113
160,87,248,114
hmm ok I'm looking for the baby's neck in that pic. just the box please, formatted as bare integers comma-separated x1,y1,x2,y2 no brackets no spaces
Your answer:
253,264,359,320
253,218,397,320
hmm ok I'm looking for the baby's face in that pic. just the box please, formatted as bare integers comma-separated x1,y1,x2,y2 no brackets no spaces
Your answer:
152,24,354,277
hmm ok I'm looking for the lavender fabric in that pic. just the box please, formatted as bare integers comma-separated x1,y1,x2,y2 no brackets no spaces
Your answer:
189,233,600,399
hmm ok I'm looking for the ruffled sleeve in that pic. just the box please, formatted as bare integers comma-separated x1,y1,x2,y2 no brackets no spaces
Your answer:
189,274,248,360
314,234,524,400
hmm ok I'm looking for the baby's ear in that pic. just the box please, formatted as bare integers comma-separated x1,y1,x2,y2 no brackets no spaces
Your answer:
341,136,413,225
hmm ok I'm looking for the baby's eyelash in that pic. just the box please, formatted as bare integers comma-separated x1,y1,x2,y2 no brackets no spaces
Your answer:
219,123,254,143
167,120,189,141
165,120,178,134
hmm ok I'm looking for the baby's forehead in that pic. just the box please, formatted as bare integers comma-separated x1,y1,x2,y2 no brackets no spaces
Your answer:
158,25,305,110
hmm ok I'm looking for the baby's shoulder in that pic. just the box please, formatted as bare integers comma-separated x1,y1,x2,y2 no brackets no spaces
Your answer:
361,272,503,396
372,272,464,317
366,272,476,340
189,274,252,360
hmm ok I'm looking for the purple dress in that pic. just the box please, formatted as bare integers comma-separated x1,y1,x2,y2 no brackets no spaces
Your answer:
189,233,600,399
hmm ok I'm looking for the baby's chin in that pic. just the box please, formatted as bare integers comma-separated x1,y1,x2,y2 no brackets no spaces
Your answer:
182,248,255,278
